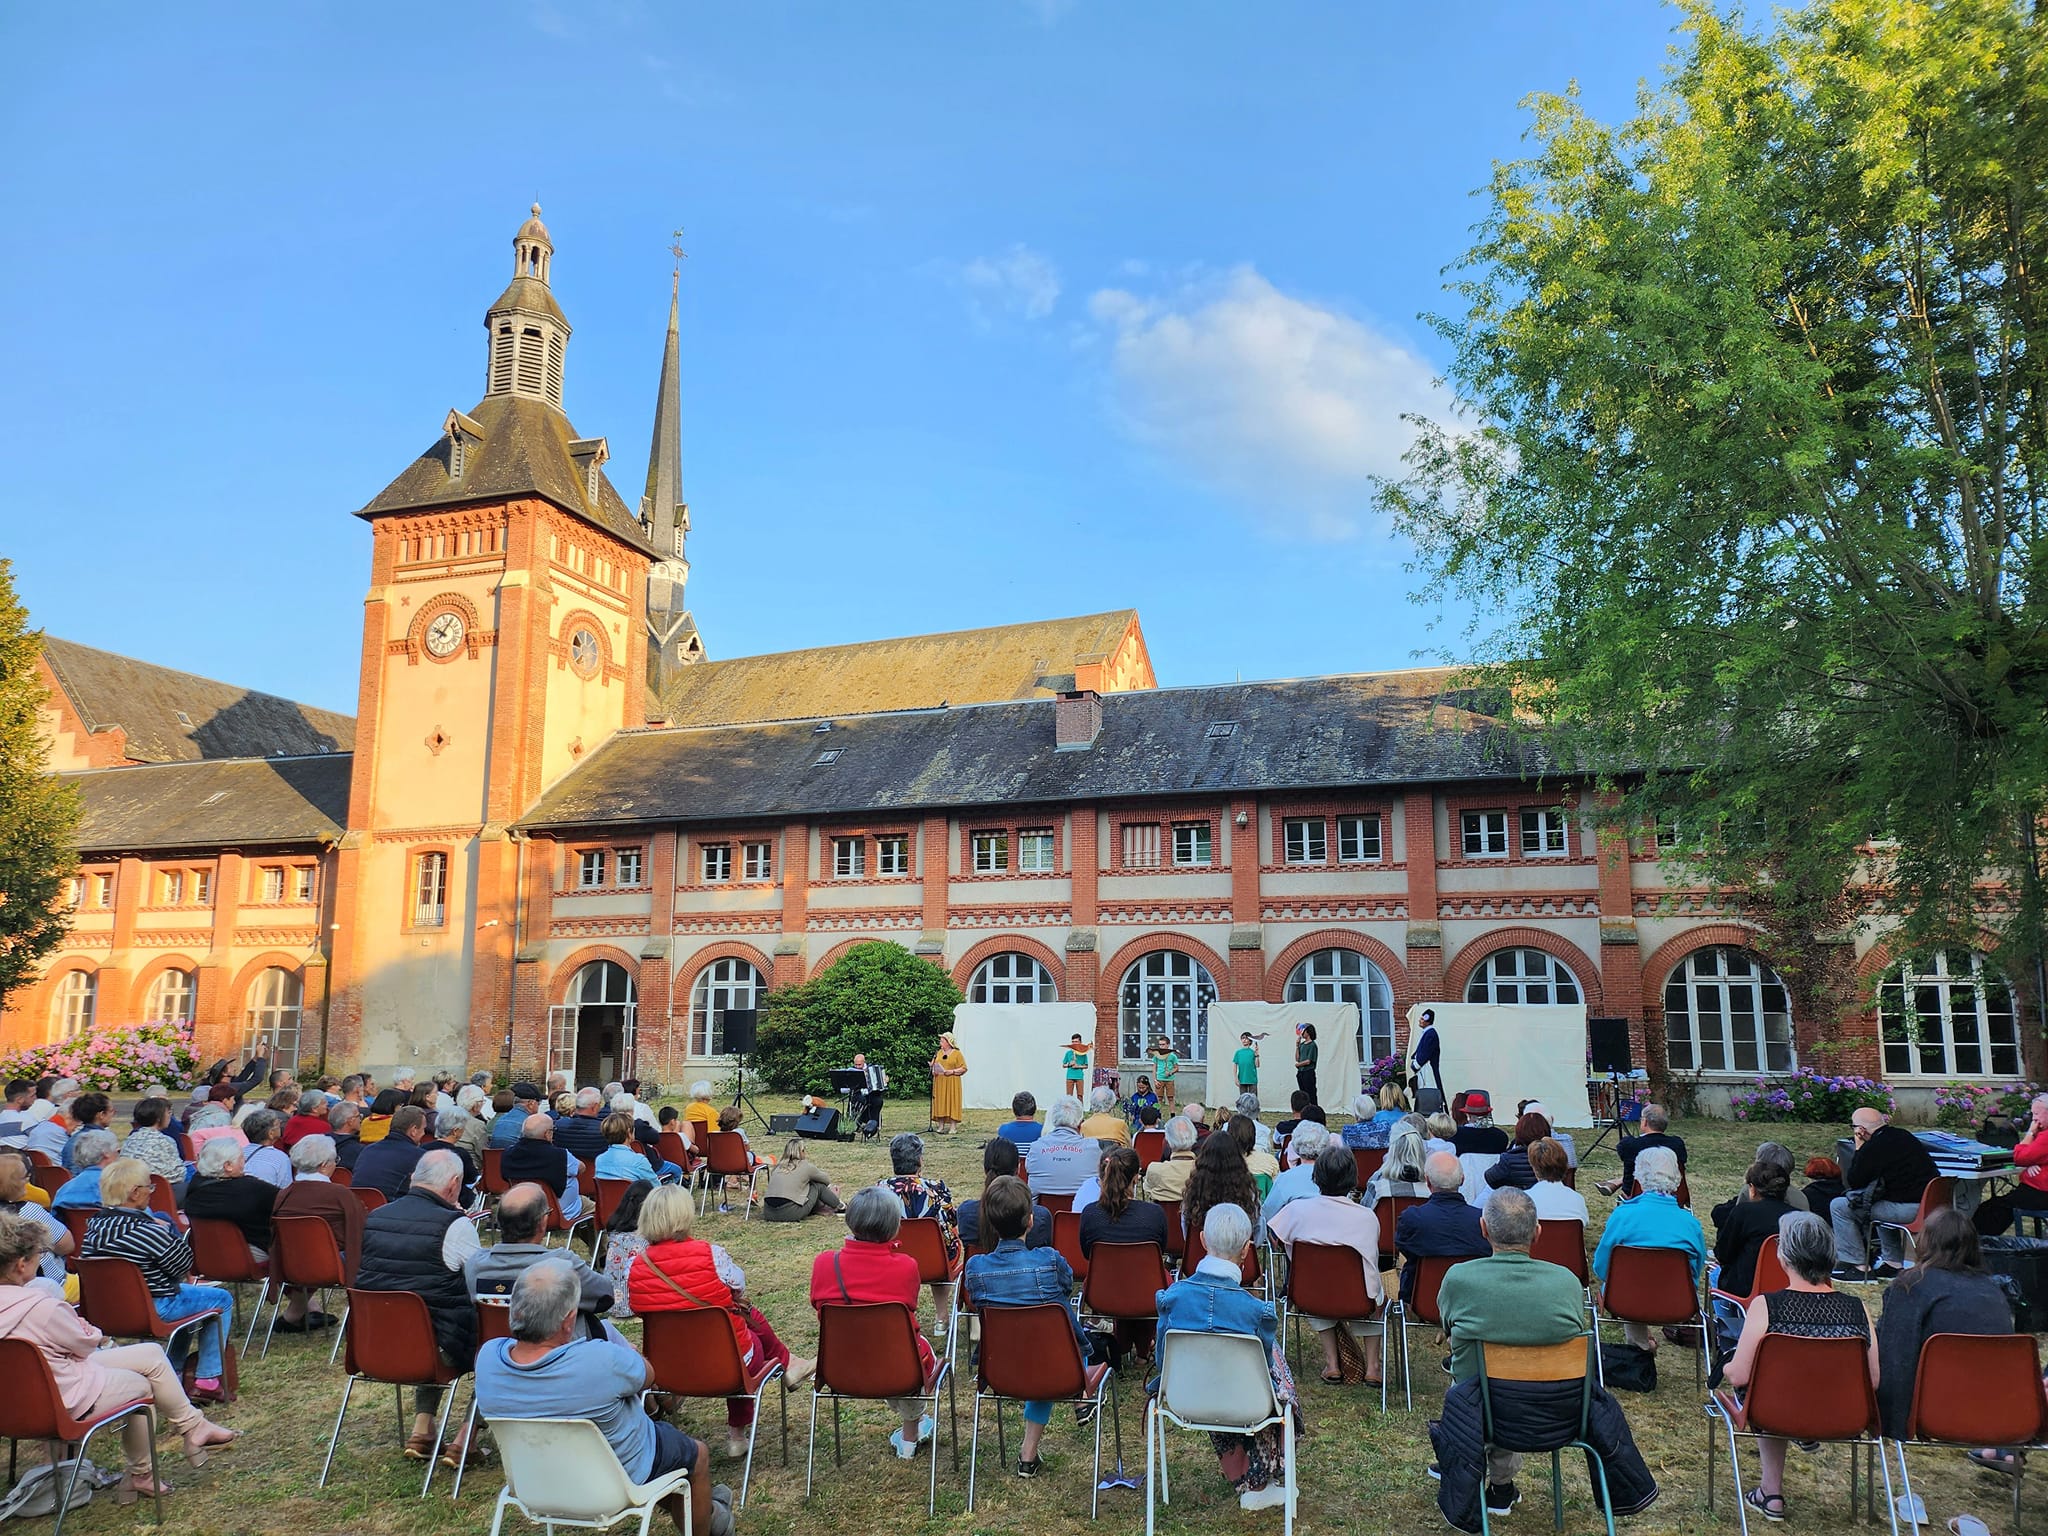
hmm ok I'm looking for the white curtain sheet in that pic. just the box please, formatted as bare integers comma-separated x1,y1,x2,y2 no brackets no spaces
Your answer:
1403,1002,1592,1127
1203,1002,1360,1113
949,1002,1104,1112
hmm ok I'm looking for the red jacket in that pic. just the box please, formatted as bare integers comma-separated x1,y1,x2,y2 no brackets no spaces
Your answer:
628,1239,750,1360
2015,1124,2048,1195
281,1113,332,1150
809,1238,933,1378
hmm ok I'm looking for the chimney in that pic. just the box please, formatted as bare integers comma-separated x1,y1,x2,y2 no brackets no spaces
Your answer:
1055,689,1101,750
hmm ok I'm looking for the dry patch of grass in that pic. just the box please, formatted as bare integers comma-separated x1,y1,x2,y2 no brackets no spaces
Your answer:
32,1106,2039,1535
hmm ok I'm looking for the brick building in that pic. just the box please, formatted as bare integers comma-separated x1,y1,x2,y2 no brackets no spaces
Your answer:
9,208,2039,1107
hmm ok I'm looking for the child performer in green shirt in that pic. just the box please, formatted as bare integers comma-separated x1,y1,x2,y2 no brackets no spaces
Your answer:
1232,1030,1267,1096
1061,1034,1091,1097
1149,1036,1179,1108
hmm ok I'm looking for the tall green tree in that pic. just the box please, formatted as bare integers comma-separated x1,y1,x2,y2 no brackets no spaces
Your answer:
756,941,963,1099
0,560,79,1011
1382,0,2048,1029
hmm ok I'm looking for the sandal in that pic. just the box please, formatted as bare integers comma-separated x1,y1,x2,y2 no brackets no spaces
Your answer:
114,1474,173,1505
1745,1488,1786,1522
182,1423,240,1467
1319,1372,1345,1385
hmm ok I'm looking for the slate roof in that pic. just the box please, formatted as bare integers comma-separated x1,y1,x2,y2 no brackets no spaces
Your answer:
654,610,1147,728
42,638,355,765
357,393,655,551
65,755,354,854
523,671,1557,830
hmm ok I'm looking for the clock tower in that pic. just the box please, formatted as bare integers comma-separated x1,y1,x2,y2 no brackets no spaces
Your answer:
327,206,655,1074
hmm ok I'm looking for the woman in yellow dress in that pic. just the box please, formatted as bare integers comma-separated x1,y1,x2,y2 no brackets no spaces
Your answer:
929,1034,966,1134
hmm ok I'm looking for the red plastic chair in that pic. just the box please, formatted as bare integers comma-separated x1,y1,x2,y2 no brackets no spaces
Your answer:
349,1186,386,1213
72,1255,230,1383
1873,1177,1957,1266
1081,1240,1169,1330
1623,1174,1692,1209
1376,1194,1422,1260
897,1215,965,1348
1705,1332,1892,1527
146,1174,184,1227
541,1182,595,1252
1709,1235,1788,1312
0,1338,162,1535
29,1164,70,1200
643,1306,788,1506
1395,1252,1479,1409
25,1149,59,1170
1051,1208,1089,1284
1155,1199,1185,1263
1893,1332,2048,1532
187,1214,270,1348
968,1303,1116,1516
591,1176,632,1263
58,1204,96,1258
657,1130,696,1177
479,1147,507,1198
687,1118,711,1155
1282,1240,1386,1408
1599,1246,1708,1386
1352,1146,1387,1188
448,1298,514,1500
256,1214,350,1361
328,1165,353,1188
1183,1221,1261,1290
1133,1129,1166,1170
700,1132,767,1219
319,1288,466,1499
1530,1218,1591,1287
805,1301,956,1514
1035,1191,1075,1217
173,1132,195,1162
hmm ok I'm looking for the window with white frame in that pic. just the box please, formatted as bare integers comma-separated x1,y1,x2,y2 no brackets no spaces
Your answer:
63,876,82,907
413,851,448,928
1172,822,1212,867
578,849,607,888
1285,948,1397,1065
1461,810,1510,858
91,873,112,906
1337,814,1382,863
833,837,866,878
971,831,1009,873
742,841,772,881
1018,829,1055,873
701,843,732,882
1520,807,1569,857
1283,817,1328,864
615,848,643,887
161,870,185,905
1119,950,1217,1063
876,835,909,876
1654,815,1684,851
1663,945,1795,1074
193,869,212,905
969,951,1057,1004
292,866,316,902
1465,947,1582,1006
1878,950,2021,1078
1121,824,1161,868
245,967,304,1068
260,865,286,902
145,968,196,1023
50,971,94,1041
690,958,763,1057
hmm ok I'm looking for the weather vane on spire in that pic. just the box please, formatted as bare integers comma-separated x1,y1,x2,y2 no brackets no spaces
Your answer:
669,229,687,298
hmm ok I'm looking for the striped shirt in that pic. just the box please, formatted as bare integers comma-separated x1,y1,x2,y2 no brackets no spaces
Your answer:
81,1207,193,1297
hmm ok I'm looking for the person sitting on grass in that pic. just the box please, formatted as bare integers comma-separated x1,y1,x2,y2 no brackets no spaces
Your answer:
1267,1144,1384,1385
763,1137,844,1224
1126,1077,1159,1125
81,1159,236,1404
958,1138,1049,1251
475,1258,731,1536
810,1187,940,1462
964,1174,1095,1480
996,1091,1043,1148
1592,1146,1706,1352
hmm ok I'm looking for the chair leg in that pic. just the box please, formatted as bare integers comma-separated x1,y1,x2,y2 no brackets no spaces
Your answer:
144,1410,164,1528
832,1394,842,1466
778,1370,790,1467
420,1379,458,1498
328,1301,350,1366
739,1393,761,1509
1144,1401,1156,1536
967,1392,983,1513
318,1375,356,1488
1281,1410,1295,1536
1089,1373,1109,1521
1550,1449,1564,1532
1872,1435,1900,1536
450,1387,481,1501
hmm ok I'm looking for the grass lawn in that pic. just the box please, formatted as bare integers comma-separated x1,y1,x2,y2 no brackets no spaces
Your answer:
33,1106,2041,1535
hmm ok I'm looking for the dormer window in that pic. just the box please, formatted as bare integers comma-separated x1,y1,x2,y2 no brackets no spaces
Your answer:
443,409,483,480
569,438,610,504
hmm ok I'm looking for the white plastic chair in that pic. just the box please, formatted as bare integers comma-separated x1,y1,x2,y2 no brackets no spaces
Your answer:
484,1416,694,1536
1458,1153,1500,1207
1145,1329,1294,1536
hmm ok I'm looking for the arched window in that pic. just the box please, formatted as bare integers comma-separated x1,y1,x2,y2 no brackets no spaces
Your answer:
969,952,1057,1005
1663,946,1794,1074
552,961,639,1082
1119,951,1217,1064
1465,947,1582,1007
1284,948,1396,1065
49,971,94,1041
1878,950,2020,1079
689,959,763,1058
145,968,196,1024
244,968,303,1068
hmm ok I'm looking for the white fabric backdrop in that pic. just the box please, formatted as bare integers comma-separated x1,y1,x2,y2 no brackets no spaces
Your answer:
1403,1002,1591,1127
1204,1002,1361,1112
950,1002,1102,1111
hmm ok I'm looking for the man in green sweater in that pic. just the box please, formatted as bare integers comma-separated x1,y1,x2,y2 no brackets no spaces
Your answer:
1433,1186,1591,1517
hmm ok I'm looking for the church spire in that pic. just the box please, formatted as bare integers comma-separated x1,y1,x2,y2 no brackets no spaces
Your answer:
643,233,704,694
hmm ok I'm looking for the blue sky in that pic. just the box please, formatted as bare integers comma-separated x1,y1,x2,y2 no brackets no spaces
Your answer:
0,2,1680,713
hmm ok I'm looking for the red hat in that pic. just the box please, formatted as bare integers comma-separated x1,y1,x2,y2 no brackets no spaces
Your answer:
1462,1089,1492,1114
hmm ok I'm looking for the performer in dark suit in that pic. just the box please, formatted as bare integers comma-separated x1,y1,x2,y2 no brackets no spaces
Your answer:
1410,1008,1444,1112
853,1053,887,1136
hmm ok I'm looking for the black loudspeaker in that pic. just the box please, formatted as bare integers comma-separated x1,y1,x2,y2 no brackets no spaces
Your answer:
767,1113,803,1134
1588,1017,1633,1075
794,1106,842,1139
723,1008,758,1055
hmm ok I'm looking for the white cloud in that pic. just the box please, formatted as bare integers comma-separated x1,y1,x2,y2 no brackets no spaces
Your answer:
1088,266,1450,539
955,244,1061,326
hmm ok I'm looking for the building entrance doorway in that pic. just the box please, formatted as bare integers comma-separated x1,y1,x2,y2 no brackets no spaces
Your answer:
548,960,637,1085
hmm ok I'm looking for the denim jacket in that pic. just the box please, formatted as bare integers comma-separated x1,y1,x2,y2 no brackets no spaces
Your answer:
963,1238,1085,1354
1150,1264,1280,1391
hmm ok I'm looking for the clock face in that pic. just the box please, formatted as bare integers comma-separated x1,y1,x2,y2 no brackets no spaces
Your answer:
424,611,466,658
570,627,601,676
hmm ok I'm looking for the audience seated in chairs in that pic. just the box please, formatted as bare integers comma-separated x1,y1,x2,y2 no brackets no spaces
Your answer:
1184,1126,1261,1245
270,1133,357,1331
0,1151,72,1286
1230,1113,1280,1198
1142,1115,1199,1203
185,1139,282,1259
681,1082,721,1135
490,1083,541,1149
1483,1112,1551,1191
239,1111,292,1191
350,1105,430,1202
594,1112,674,1186
959,1138,1050,1251
963,1174,1093,1478
1268,1144,1385,1385
0,1211,239,1505
326,1099,365,1172
1748,1142,1810,1213
353,1149,480,1468
503,1111,587,1220
810,1186,942,1461
468,1182,619,1340
996,1091,1043,1148
475,1257,729,1536
1429,1187,1659,1533
1973,1091,2048,1237
599,1181,655,1318
81,1158,238,1400
450,1086,493,1163
1260,1118,1331,1223
50,1128,118,1209
120,1099,188,1199
1364,1121,1432,1210
1720,1210,1877,1524
431,1108,481,1203
1829,1106,1940,1282
881,1132,961,1288
1078,1145,1167,1255
631,1184,813,1460
1874,1209,2014,1443
1708,1159,1798,1349
280,1091,332,1151
1524,1138,1587,1225
1024,1097,1095,1196
1078,1086,1131,1147
1153,1202,1300,1510
1394,1152,1490,1304
60,1093,116,1171
763,1137,844,1225
1450,1092,1510,1157
1593,1146,1706,1352
1594,1102,1687,1198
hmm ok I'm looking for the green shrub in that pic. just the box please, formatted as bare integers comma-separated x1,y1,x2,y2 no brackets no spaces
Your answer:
755,942,963,1099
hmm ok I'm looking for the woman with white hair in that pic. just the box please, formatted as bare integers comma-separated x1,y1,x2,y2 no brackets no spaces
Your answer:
51,1129,120,1209
1363,1121,1431,1208
1974,1091,2048,1235
1592,1145,1707,1350
1078,1084,1131,1146
1153,1202,1301,1509
183,1139,279,1258
682,1080,719,1135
